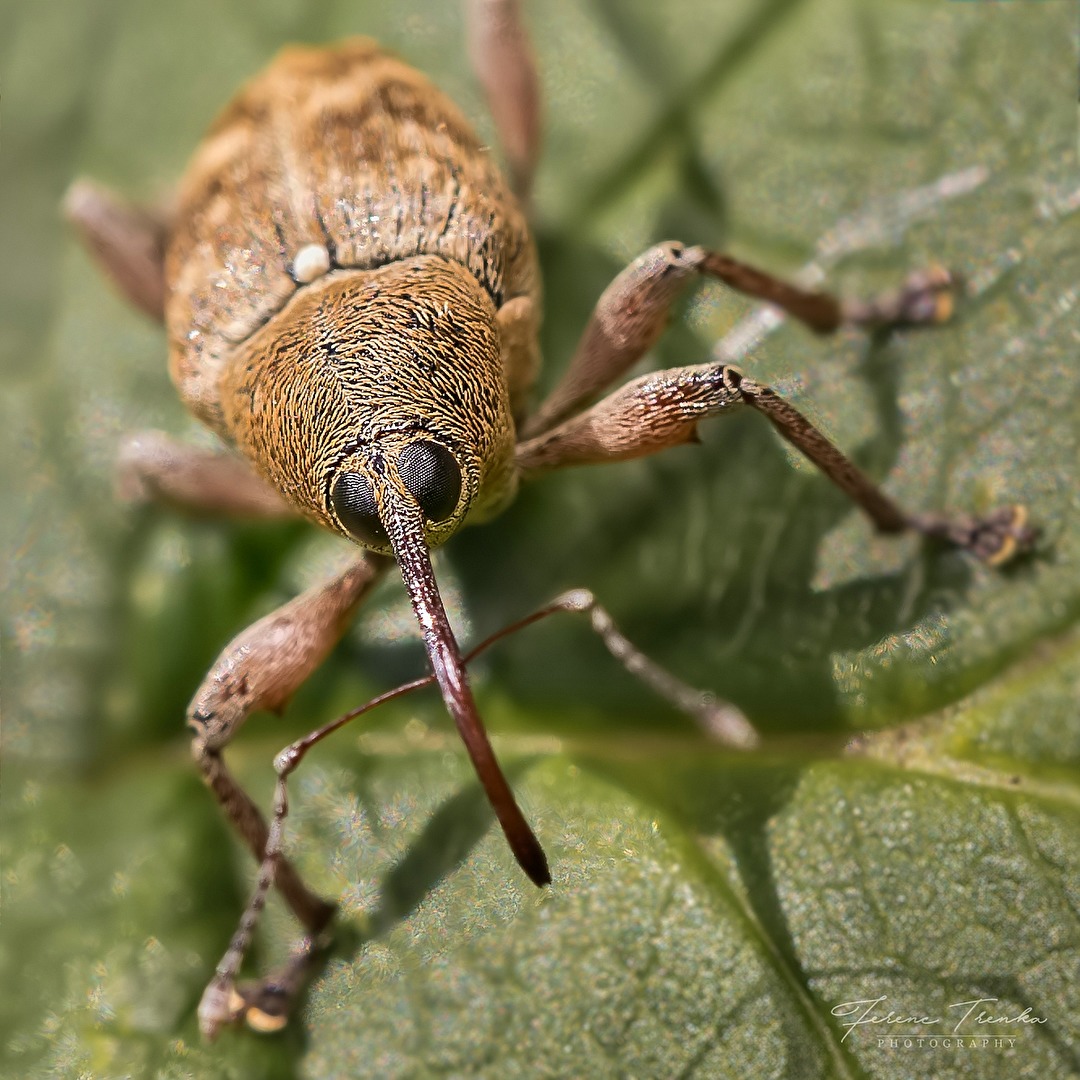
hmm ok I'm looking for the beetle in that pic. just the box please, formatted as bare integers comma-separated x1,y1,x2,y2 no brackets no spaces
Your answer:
65,0,1036,1039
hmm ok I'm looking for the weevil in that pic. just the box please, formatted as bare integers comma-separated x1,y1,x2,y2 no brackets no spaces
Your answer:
66,0,1036,1039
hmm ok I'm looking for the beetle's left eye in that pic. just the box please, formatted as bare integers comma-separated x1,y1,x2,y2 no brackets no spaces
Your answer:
331,472,386,546
398,440,462,523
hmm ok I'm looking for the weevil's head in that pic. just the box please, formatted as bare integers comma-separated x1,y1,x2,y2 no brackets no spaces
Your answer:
218,256,549,886
222,254,518,556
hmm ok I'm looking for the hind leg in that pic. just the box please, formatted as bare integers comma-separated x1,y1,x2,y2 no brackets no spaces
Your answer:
64,179,170,320
465,0,541,200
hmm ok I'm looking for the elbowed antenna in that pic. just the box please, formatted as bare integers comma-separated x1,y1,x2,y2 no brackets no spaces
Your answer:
379,488,551,888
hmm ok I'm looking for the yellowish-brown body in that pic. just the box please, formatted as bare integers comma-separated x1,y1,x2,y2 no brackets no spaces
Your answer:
63,17,1038,1040
165,39,541,539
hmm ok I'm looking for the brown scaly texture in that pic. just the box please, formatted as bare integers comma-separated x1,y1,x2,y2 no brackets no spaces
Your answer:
220,256,518,539
165,37,539,440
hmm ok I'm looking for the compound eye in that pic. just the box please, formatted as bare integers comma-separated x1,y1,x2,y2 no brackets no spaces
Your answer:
398,440,462,523
331,472,386,546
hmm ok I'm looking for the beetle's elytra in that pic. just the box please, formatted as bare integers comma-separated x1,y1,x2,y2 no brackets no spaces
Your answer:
66,0,1036,1039
170,37,536,534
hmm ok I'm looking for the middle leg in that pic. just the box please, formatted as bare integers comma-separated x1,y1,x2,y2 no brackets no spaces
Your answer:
117,430,298,519
521,242,953,439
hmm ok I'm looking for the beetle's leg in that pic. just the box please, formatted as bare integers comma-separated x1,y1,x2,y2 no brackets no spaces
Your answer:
465,0,541,200
521,243,953,438
190,553,394,1039
64,179,171,321
516,364,1036,566
221,580,757,1033
207,668,428,1040
117,431,298,519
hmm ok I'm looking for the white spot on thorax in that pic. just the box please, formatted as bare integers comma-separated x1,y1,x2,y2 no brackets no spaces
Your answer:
292,243,331,284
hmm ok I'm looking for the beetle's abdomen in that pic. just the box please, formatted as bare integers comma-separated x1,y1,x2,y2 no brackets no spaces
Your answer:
166,38,536,437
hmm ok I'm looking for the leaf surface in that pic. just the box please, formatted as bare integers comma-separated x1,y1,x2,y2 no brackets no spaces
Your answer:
2,1,1078,1077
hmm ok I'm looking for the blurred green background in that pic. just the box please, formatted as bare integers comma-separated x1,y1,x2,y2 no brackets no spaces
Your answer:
2,1,1079,1077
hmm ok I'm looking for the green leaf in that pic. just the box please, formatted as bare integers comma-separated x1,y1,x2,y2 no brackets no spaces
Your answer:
3,1,1078,1078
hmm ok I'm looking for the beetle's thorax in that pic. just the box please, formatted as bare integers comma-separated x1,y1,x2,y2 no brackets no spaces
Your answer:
220,255,517,545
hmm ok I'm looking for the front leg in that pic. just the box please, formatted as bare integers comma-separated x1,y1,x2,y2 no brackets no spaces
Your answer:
516,363,1035,566
189,552,393,1038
